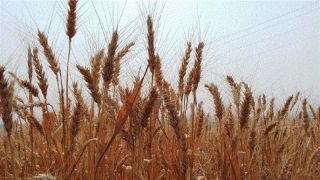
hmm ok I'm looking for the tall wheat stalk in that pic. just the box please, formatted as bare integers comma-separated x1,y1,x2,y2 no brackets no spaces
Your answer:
65,0,78,122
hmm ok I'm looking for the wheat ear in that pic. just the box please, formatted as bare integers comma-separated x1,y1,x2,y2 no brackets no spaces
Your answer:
178,42,192,100
103,31,118,90
206,83,224,121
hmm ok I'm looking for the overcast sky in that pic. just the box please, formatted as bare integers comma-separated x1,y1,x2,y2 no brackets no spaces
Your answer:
0,0,319,108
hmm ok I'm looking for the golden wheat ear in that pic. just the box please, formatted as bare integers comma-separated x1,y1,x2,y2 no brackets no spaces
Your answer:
192,42,204,93
112,42,135,86
239,87,253,129
27,47,33,81
206,83,224,121
196,102,204,138
77,64,101,105
226,75,241,112
147,16,156,75
140,87,158,128
178,42,192,100
90,49,104,102
32,48,48,100
37,31,60,75
103,31,119,90
66,0,78,41
0,66,13,137
279,95,294,119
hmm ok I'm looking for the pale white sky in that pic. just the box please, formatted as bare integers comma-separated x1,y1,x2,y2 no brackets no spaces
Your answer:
0,0,319,108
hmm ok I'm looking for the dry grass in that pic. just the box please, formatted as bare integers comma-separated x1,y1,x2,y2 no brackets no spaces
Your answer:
0,1,320,179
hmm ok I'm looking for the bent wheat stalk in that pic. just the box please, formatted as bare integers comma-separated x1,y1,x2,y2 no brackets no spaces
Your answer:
94,65,148,180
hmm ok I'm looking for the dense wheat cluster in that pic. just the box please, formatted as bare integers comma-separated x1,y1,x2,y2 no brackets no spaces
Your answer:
1,1,320,179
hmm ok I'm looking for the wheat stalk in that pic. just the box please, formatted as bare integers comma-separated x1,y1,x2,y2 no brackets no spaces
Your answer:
162,82,187,179
65,0,78,121
94,66,148,179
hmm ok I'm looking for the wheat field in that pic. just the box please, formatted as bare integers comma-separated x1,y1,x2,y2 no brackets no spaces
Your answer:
0,0,320,179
